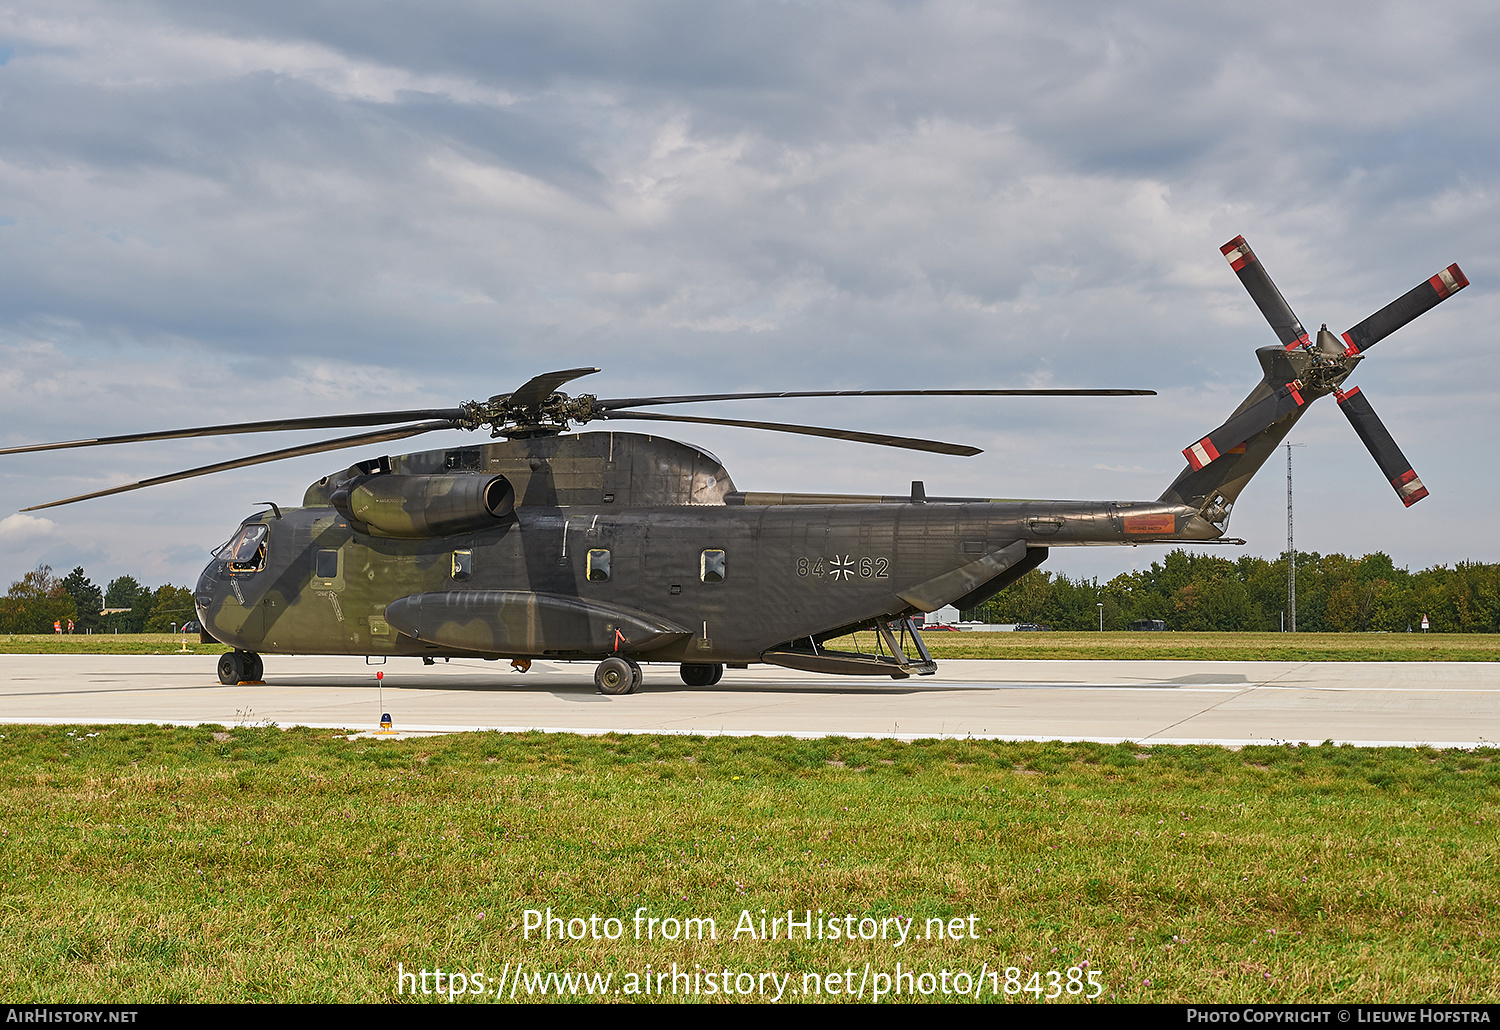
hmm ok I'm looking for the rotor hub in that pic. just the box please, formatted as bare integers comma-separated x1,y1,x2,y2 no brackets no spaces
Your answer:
463,391,599,438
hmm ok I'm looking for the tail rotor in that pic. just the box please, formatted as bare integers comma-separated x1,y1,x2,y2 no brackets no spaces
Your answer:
1180,235,1467,506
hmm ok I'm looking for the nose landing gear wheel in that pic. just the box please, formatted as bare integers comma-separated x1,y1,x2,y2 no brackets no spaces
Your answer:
626,659,643,693
217,651,263,685
595,656,633,695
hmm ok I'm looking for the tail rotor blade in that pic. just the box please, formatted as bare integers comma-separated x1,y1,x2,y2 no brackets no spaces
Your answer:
1221,236,1312,350
1183,380,1308,469
1336,386,1429,506
1339,264,1468,356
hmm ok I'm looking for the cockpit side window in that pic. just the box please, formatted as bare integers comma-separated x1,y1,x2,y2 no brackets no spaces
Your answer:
224,524,268,573
315,548,340,580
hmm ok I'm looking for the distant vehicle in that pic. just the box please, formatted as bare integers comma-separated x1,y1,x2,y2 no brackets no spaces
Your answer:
1014,623,1050,632
923,624,960,631
1129,619,1167,631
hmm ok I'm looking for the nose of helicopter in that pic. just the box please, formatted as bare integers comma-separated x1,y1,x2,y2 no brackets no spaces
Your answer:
195,558,223,632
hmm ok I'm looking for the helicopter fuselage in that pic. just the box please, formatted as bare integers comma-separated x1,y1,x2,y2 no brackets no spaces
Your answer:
193,432,1217,669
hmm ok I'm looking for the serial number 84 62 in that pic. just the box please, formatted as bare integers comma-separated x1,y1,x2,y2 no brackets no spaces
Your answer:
796,555,889,580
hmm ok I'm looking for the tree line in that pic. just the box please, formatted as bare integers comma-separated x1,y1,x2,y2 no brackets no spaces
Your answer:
7,550,1499,636
967,550,1500,633
0,564,196,634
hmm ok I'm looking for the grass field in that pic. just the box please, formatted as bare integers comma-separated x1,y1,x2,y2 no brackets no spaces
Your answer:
821,630,1500,663
0,633,224,655
2,724,1496,1003
6,631,1500,662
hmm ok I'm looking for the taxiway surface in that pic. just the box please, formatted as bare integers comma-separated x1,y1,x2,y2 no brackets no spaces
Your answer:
2,654,1497,747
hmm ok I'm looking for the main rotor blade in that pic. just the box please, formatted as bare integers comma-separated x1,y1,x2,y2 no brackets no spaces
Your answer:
503,368,601,410
1183,380,1308,470
0,409,466,457
593,388,1155,410
1336,386,1429,506
596,409,982,456
1221,236,1312,350
20,420,458,511
1339,264,1468,356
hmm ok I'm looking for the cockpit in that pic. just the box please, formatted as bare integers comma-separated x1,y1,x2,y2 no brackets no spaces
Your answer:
221,523,269,574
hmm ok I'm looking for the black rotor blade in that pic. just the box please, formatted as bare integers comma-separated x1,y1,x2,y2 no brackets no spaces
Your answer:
596,409,981,456
1221,236,1312,350
1339,264,1468,356
0,409,466,458
21,420,458,512
593,388,1155,410
1336,387,1429,506
503,368,601,409
1183,380,1308,470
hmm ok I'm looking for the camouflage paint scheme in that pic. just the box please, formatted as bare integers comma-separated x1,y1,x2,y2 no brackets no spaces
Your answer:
195,423,1262,671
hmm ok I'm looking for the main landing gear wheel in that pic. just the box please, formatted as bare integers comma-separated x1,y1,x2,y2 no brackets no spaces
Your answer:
680,662,724,687
595,656,634,695
217,651,263,685
626,659,643,693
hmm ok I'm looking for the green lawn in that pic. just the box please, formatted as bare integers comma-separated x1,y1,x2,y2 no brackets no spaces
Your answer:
0,633,224,655
7,631,1500,662
834,630,1500,662
2,725,1496,1003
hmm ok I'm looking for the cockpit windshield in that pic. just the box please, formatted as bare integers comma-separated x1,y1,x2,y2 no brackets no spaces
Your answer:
223,524,268,572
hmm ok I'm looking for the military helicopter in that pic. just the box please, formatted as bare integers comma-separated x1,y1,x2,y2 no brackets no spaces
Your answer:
3,237,1467,693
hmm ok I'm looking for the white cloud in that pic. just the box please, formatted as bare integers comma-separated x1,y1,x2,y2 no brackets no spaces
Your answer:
0,512,57,549
0,0,1495,589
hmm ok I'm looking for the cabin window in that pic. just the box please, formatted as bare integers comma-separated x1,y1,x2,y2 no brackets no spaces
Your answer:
587,548,611,582
314,548,339,579
700,549,726,583
223,524,268,573
452,549,473,581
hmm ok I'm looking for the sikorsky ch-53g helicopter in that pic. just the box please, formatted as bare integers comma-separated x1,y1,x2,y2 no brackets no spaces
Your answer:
3,237,1467,692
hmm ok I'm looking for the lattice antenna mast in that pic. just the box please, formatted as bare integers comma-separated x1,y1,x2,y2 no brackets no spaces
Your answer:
1286,442,1305,632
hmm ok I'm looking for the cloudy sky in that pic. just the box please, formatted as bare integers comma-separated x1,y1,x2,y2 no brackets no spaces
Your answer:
1,0,1496,595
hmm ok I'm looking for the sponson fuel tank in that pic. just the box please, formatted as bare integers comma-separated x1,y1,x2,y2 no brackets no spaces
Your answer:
384,590,691,656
